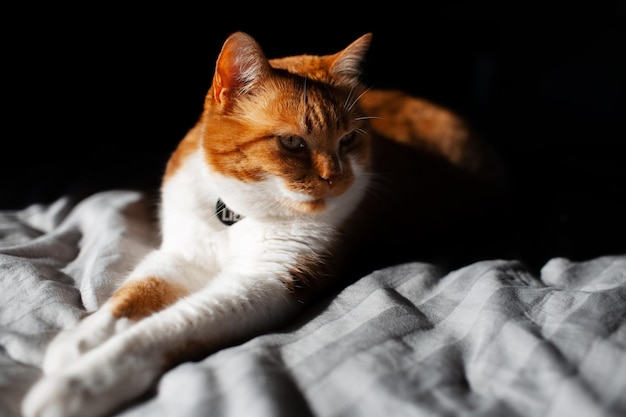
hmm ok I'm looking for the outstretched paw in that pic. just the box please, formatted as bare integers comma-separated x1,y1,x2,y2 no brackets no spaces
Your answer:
42,310,133,374
23,349,159,417
22,373,101,417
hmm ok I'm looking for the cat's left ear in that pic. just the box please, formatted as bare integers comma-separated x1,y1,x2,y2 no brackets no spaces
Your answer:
329,33,373,86
212,32,271,110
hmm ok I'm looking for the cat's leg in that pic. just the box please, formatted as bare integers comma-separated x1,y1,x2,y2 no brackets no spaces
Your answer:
41,249,206,375
22,270,299,417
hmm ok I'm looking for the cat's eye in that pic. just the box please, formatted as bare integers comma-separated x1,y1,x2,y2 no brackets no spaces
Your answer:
279,135,307,152
339,131,358,148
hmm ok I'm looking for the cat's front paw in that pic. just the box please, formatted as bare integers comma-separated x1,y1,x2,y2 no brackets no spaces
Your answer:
42,311,132,374
24,343,162,417
22,373,102,417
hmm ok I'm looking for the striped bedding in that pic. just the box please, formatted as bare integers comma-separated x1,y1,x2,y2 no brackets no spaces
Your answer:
1,190,625,417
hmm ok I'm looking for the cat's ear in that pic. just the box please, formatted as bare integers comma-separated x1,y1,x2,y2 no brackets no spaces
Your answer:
212,32,271,109
329,33,373,86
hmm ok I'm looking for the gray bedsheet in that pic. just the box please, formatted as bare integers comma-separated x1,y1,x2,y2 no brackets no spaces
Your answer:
1,190,625,417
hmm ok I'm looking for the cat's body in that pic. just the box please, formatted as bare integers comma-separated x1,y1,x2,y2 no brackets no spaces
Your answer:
22,32,503,417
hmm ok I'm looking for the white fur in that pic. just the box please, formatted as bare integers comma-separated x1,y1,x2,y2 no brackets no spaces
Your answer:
22,145,369,417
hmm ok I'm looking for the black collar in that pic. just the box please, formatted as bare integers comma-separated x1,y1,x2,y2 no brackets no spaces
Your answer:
216,198,244,226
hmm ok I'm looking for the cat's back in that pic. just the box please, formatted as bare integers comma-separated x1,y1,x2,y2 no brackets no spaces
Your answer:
341,89,508,275
360,89,502,183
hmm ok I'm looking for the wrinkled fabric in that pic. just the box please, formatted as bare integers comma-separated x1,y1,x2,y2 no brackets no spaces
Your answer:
1,191,625,417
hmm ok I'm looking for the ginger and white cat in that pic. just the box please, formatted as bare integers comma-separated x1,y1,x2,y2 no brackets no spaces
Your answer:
22,32,502,417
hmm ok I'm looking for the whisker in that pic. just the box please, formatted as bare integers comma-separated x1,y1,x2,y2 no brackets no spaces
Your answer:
354,115,381,122
209,201,226,221
344,84,359,112
346,85,373,112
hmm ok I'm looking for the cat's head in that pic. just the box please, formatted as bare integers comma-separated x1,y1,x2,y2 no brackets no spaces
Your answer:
200,31,373,221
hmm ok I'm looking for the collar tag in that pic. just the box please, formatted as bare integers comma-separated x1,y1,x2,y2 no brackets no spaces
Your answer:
216,199,244,226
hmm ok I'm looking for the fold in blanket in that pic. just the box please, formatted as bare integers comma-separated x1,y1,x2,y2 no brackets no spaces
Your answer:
1,191,625,417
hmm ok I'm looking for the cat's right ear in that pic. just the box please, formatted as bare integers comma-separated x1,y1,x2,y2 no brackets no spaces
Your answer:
212,32,270,111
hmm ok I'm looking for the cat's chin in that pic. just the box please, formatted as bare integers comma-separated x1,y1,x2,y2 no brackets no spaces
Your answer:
280,183,368,219
290,198,327,214
286,195,352,218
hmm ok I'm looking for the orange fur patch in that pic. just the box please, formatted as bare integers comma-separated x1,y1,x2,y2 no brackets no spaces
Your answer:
109,276,189,320
359,90,475,164
202,127,272,182
360,89,499,180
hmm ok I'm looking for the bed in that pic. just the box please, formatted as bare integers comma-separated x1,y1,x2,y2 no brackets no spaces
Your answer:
1,188,625,417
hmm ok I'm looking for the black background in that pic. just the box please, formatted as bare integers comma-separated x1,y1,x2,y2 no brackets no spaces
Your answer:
3,3,625,269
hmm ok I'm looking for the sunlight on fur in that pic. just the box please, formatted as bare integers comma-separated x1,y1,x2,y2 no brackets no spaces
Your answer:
22,31,503,417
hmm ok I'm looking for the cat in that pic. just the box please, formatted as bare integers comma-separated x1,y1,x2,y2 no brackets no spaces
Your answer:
22,31,504,417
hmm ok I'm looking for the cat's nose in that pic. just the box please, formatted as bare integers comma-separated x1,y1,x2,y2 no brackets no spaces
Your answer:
319,171,341,189
313,153,342,184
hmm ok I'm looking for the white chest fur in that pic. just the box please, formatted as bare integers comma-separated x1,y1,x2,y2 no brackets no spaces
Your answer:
158,150,360,281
